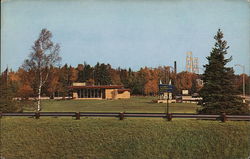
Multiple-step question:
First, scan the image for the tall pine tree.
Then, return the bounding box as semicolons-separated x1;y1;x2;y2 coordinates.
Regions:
199;29;249;115
94;63;112;85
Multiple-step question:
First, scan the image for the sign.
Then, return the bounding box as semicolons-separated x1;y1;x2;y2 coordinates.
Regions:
182;90;189;95
159;84;173;93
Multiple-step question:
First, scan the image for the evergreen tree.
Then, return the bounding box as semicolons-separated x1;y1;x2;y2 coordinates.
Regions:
94;63;112;85
76;64;84;82
58;64;70;97
131;68;147;95
83;63;93;82
199;29;249;115
120;69;129;87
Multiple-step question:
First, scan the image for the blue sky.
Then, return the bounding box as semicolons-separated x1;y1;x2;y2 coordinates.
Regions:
1;0;250;74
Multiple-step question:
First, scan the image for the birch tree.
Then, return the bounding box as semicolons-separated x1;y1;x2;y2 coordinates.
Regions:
22;29;61;111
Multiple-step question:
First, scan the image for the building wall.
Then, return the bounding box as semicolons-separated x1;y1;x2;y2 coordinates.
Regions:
117;91;130;99
72;88;130;100
105;89;117;99
73;92;78;99
105;89;130;99
75;98;103;100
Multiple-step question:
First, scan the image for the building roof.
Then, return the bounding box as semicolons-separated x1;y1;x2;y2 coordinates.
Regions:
68;85;124;89
118;89;131;93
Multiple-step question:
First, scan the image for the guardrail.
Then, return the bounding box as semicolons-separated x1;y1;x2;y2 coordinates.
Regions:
0;112;249;122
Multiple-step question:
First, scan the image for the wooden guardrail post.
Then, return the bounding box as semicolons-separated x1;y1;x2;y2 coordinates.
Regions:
167;113;172;121
75;112;80;120
119;112;124;120
221;112;227;122
35;111;40;119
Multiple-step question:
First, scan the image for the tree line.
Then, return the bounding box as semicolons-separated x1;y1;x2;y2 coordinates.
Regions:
1;63;249;99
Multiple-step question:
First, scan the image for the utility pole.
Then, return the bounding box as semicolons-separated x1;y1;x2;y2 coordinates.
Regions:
235;64;246;103
93;69;95;85
166;92;169;114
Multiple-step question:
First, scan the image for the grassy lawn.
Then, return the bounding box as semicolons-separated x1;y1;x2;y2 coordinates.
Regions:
6;96;248;158
1;117;249;159
30;96;199;113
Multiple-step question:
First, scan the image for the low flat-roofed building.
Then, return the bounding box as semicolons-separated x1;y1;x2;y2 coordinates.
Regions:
68;83;130;100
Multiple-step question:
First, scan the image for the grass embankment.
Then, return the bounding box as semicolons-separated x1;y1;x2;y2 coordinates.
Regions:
35;96;198;113
1;118;249;159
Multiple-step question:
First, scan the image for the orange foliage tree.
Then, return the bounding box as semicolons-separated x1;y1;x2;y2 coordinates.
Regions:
18;84;33;99
176;72;198;94
142;67;159;96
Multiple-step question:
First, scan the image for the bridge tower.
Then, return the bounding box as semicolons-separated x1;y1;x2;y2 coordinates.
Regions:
186;52;193;72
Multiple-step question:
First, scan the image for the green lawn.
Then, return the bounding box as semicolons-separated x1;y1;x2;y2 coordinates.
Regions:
5;97;248;158
1;118;249;159
29;96;199;113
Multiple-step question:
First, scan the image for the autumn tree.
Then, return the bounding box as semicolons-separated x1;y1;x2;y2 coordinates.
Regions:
68;66;78;85
0;69;22;112
5;70;21;98
246;76;250;95
110;68;122;85
57;64;78;97
76;64;84;82
22;29;61;111
199;29;249;114
46;66;60;98
176;71;194;94
143;68;159;96
15;68;38;98
18;84;34;99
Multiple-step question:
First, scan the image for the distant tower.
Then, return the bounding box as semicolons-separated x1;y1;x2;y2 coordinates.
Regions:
193;57;199;74
186;52;199;74
186;52;193;72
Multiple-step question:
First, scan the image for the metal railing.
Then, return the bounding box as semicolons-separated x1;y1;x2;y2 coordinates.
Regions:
1;112;249;122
